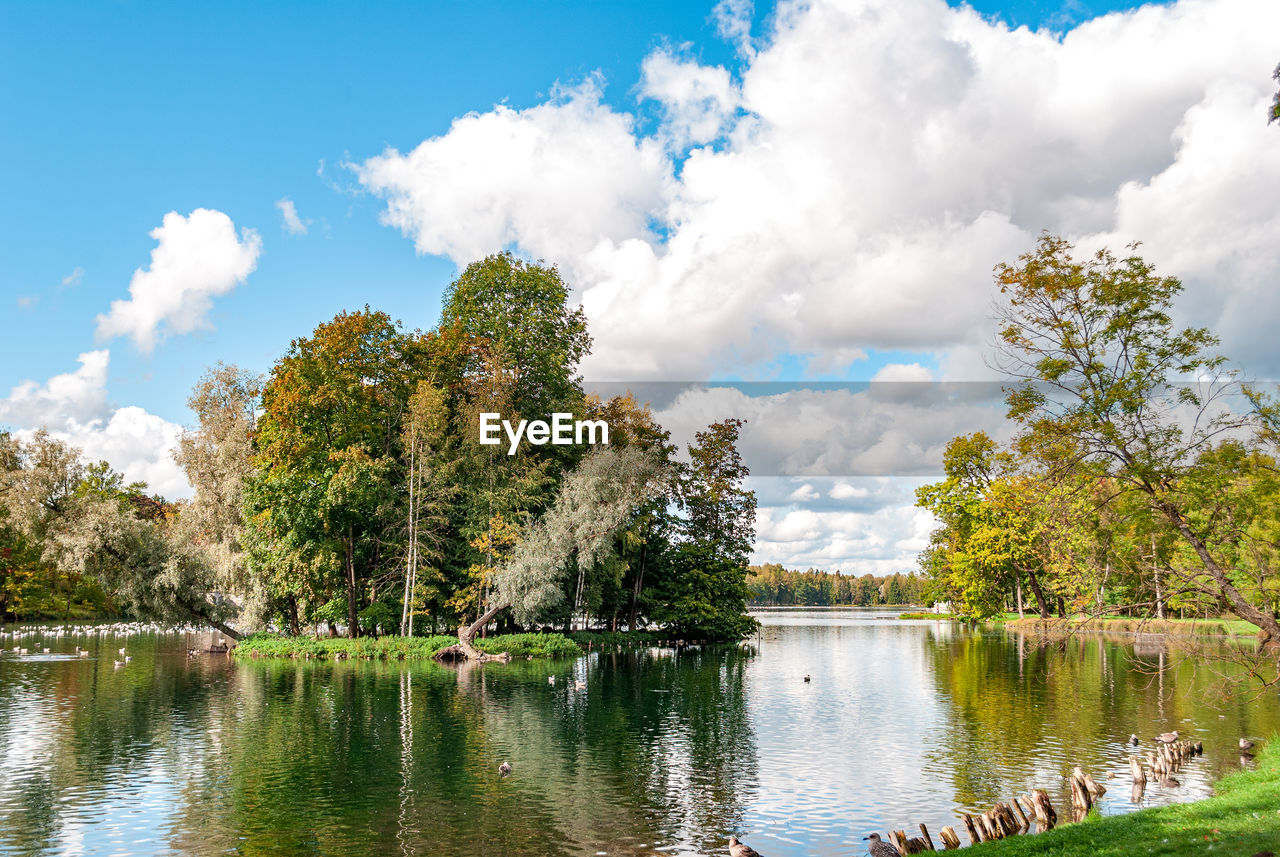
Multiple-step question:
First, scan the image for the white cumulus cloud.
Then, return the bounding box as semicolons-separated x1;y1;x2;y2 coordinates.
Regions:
355;0;1280;381
95;208;262;353
0;351;189;498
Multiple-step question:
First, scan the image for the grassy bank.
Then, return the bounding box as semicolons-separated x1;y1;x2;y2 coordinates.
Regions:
233;632;582;660
1005;615;1261;639
969;738;1278;856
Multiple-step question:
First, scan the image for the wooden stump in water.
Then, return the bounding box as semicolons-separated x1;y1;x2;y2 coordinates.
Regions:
1130;781;1146;804
1130;755;1146;785
891;830;910;856
1082;771;1106;799
1069;773;1092;822
961;813;982;845
917;823;936;851
1031;789;1057;830
1010;796;1031;832
938;826;962;850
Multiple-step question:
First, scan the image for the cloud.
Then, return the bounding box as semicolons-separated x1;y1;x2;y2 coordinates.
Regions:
355;0;1280;380
61;266;84;288
355;77;672;267
0;351;189;498
640;48;740;148
276;197;309;235
16;295;37;310
95;209;262;353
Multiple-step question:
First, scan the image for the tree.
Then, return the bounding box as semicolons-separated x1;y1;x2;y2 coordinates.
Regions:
173;364;267;627
1270;63;1280;125
453;445;668;659
398;381;453;635
652;419;759;639
439;252;591;430
993;234;1280;639
249;308;419;637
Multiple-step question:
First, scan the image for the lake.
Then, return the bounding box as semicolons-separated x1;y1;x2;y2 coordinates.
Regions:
1;608;1275;856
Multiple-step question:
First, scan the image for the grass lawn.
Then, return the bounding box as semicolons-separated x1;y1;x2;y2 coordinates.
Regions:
233;631;582;660
1004;615;1261;639
969;739;1279;856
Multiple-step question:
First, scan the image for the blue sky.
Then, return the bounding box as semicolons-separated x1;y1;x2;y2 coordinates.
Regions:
2;0;1149;418
3;0;1275;572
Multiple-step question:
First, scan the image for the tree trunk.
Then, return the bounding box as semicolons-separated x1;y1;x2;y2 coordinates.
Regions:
287;596;301;636
209;617;244;641
629;541;647;631
1022;566;1052;618
455;601;509;661
1162;505;1280;639
345;527;361;638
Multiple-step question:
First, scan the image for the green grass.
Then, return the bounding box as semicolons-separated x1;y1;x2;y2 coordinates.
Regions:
968;739;1279;856
899;611;961;620
233;632;582;660
1005;615;1261;639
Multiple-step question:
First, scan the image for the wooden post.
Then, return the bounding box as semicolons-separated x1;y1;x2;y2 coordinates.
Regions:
938;827;962;850
1082;771;1106;799
1129;755;1146;785
1031;789;1057;830
1010;796;1031;831
918;823;936;851
891;830;910;856
962;814;982;845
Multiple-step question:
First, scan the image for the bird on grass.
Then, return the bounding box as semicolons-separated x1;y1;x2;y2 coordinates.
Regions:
498;761;511;777
863;833;899;857
727;835;763;857
1154;730;1179;744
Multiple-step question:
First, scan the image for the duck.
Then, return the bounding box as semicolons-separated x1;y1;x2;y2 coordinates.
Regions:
1240;737;1256;752
1154;731;1179;744
803;674;811;683
1129;734;1139;746
727;835;763;857
498;761;511;777
863;833;899;857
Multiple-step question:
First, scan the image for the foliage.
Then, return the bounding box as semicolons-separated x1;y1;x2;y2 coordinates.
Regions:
234;631;582;660
919;235;1280;659
747;564;927;606
0;257;760;644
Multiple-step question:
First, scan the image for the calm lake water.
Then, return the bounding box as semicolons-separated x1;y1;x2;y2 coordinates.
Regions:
1;608;1275;856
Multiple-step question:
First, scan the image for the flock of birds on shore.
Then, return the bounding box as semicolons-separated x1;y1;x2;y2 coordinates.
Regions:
0;622;228;668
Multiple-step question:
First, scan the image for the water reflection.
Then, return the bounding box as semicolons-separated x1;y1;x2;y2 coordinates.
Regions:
0;613;1276;857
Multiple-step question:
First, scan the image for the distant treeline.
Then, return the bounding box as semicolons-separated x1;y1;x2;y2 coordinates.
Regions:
747;563;927;606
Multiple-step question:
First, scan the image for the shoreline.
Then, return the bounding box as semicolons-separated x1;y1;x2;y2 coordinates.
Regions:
230;629;739;661
966;738;1277;856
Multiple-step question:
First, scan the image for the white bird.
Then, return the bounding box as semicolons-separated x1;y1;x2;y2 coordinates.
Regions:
548;675;555;685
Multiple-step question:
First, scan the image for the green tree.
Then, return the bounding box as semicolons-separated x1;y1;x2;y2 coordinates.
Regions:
249;308;419;637
653;419;759;639
994;234;1280;638
439;252;591;431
